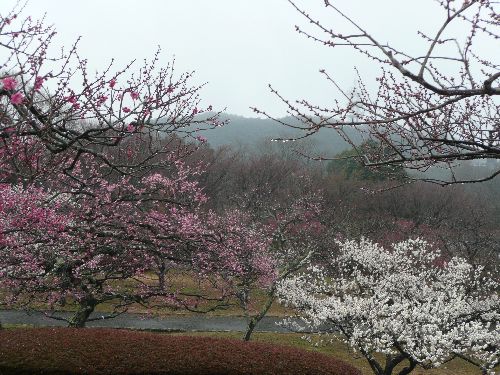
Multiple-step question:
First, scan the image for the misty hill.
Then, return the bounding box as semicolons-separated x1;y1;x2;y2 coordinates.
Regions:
197;114;363;156
195;114;500;186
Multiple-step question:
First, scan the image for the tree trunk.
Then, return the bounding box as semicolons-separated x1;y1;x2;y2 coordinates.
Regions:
379;353;417;375
242;292;276;341
243;317;258;341
158;260;167;291
397;359;417;375
68;300;96;328
357;348;383;375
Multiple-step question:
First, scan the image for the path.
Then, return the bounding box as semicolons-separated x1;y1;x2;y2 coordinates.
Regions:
0;309;301;333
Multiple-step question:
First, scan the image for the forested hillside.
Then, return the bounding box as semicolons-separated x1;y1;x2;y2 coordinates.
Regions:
194;113;360;155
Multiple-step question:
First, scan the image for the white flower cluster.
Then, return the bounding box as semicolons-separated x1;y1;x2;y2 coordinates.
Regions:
278;238;499;373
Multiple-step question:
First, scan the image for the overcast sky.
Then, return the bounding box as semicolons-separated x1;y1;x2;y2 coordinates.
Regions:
1;1;493;117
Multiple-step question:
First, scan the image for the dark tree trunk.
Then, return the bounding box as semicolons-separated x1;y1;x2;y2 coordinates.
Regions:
243;318;258;341
158;260;167;291
242;292;275;341
68;299;96;328
358;352;416;375
397;359;417;375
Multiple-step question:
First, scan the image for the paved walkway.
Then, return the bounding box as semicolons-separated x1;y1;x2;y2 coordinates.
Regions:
0;309;299;333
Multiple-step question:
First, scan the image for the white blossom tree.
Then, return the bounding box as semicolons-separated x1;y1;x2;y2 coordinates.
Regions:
278;238;499;375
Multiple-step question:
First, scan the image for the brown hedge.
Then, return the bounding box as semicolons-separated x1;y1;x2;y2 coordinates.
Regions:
0;328;361;375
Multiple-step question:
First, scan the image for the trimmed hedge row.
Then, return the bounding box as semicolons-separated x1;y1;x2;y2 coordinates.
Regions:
0;328;361;375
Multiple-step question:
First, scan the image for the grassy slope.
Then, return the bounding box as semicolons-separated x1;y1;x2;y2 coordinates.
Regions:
2;272;291;317
170;332;488;375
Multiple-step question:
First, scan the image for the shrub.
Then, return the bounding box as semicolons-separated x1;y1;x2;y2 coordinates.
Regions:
0;328;361;375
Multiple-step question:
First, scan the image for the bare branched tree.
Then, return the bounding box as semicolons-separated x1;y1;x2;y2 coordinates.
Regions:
254;0;499;185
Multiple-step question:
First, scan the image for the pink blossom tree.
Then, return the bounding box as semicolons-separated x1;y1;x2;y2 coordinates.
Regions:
0;149;215;327
0;4;222;184
201;191;326;341
0;5;225;327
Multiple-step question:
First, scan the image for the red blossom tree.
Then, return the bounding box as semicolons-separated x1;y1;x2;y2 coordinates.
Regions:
0;143;219;327
0;5;228;327
0;3;222;184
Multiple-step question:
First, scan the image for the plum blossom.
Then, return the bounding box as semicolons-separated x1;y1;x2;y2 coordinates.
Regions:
65;94;77;104
2;77;17;91
0;7;225;329
0;152;214;327
96;95;108;106
195;135;207;143
10;92;24;105
34;76;44;91
278;238;500;375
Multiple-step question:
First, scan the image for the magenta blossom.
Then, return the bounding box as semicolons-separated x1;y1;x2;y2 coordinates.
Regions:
34;76;44;91
123;107;131;113
109;79;117;88
2;77;17;91
130;91;139;100
96;95;108;106
65;94;77;104
10;92;24;105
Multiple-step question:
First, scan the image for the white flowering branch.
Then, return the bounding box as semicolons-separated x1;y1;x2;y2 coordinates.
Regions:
278;238;499;375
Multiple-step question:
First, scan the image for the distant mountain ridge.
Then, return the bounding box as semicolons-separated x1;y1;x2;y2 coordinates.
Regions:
192;114;500;184
196;113;362;156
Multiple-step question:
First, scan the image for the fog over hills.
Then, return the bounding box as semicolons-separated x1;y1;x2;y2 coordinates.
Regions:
197;113;362;157
191;114;500;186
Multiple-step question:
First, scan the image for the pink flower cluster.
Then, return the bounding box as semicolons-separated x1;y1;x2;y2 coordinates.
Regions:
195;135;207;143
34;76;44;91
2;77;17;91
2;77;25;105
10;92;24;105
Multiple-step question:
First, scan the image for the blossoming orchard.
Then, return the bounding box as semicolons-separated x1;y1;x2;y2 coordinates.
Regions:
0;1;499;375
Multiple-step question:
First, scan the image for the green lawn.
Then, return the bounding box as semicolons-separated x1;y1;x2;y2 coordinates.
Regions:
0;272;292;317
